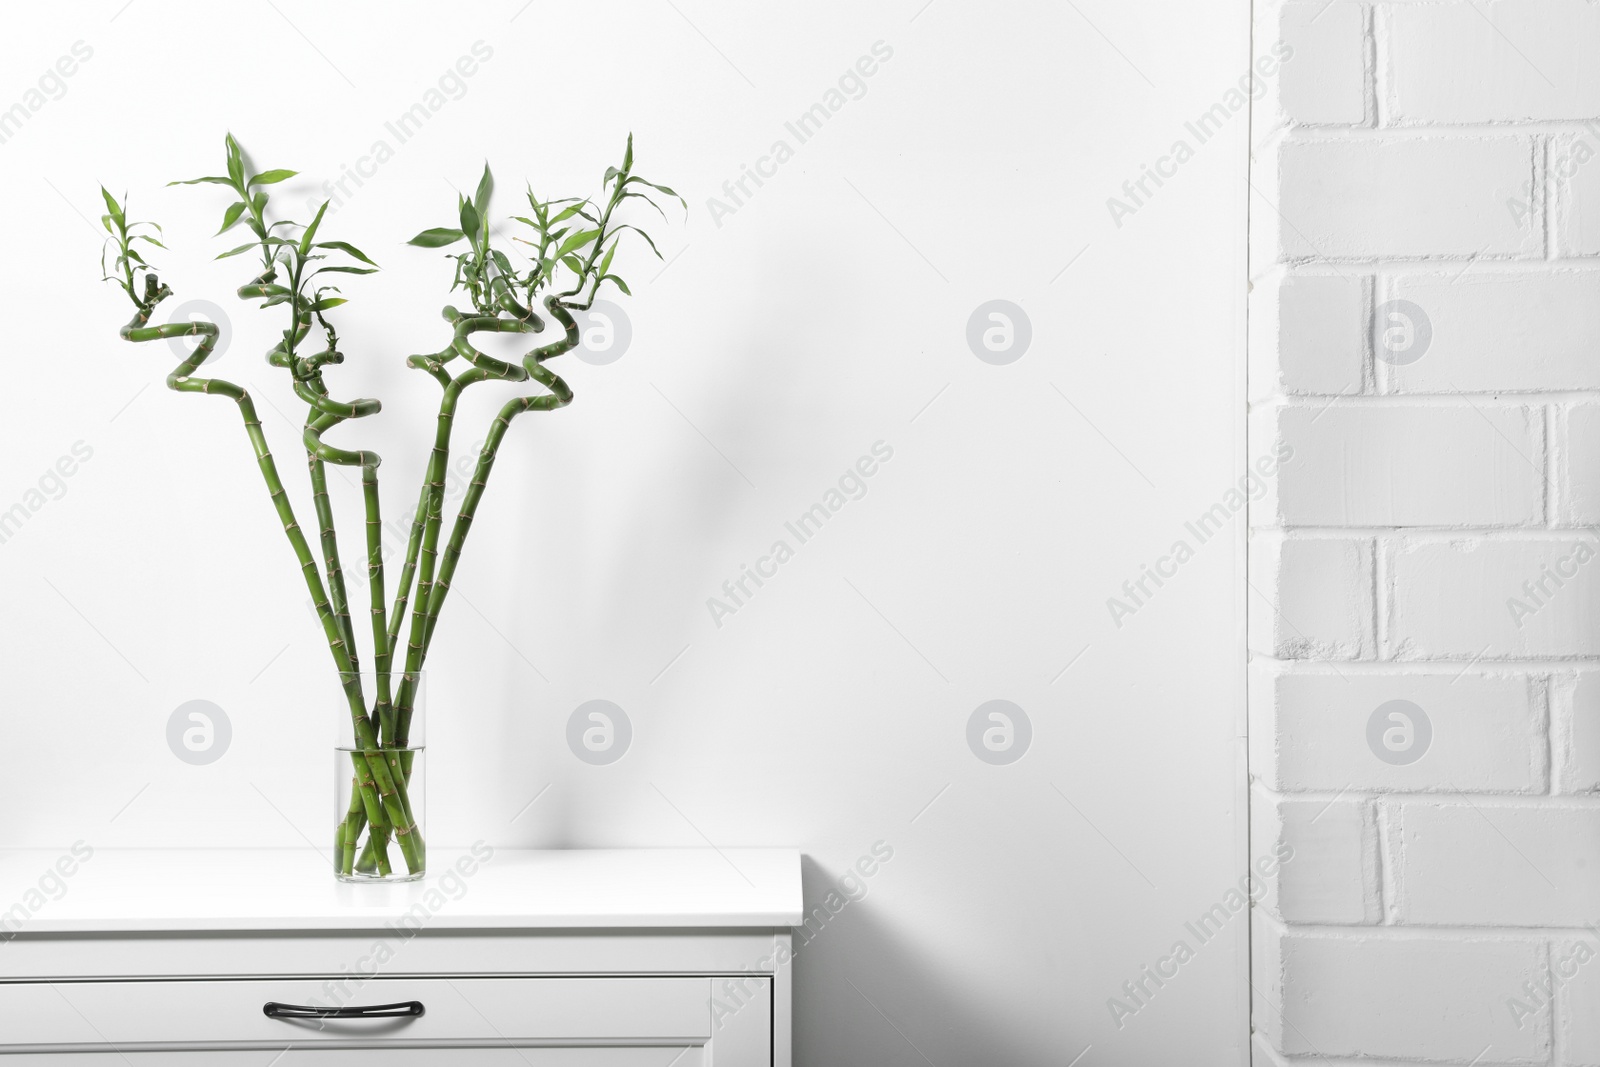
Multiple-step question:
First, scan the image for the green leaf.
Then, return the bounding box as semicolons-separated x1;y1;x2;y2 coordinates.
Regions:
561;254;584;274
99;186;124;221
217;201;248;235
615;223;663;259
314;240;378;266
603;166;620;184
216;241;259;260
459;199;481;243
168;175;234;187
225;133;245;187
474;163;493;214
555;227;600;259
408;227;466;248
603;273;631;296
312;265;378;276
551;202;590;224
132;234;166;249
622;132;634;172
597;242;616;278
311;296;348;311
627;176;687;208
248;169;297;186
298;200;329;256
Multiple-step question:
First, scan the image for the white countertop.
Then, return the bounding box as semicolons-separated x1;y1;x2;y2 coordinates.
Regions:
0;848;803;933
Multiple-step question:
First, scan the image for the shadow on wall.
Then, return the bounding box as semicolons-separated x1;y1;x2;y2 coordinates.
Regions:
792;854;1036;1067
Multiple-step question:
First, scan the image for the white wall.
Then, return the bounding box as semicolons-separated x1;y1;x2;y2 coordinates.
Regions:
1251;1;1600;1062
0;1;1249;1062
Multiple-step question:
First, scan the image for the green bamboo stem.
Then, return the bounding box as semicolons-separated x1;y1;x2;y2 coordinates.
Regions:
390;312;536;745
418;297;581;658
292;363;423;873
117;278;396;861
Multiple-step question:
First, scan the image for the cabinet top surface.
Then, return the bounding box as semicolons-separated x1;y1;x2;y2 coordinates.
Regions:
0;848;803;933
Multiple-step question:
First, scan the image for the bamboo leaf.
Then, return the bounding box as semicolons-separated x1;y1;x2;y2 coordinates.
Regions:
555;227;600;259
622;132;634;172
249;169;297;186
168;175;234;187
225;133;245;187
216;241;259;260
408;227;467;248
615;223;663;259
298;200;330;256
597;242;616;278
626;176;687;208
458;199;481;243
561;254;584;274
311;296;348;311
315;240;378;266
602;273;631;296
551;202;590;224
99;187;124;221
217;201;248;235
474;163;493;213
312;265;378;276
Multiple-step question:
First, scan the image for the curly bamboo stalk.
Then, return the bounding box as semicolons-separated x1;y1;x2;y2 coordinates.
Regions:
115;276;399;864
294;368;424;874
417;296;581;660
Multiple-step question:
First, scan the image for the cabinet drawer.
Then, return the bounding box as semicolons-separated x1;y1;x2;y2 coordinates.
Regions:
0;977;711;1051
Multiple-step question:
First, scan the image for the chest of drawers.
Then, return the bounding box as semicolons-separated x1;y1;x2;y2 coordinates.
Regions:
0;847;800;1065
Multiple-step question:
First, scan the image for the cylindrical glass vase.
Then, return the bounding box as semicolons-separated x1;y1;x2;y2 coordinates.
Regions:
333;671;426;883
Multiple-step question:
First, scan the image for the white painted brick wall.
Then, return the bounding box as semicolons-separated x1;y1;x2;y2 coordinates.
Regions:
1252;1;1600;1061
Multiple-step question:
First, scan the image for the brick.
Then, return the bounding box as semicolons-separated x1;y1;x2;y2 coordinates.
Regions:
1256;928;1548;1059
1277;138;1537;259
1557;671;1600;792
1394;802;1600;927
1555;130;1600;254
1391;539;1600;658
1386;271;1600;393
1253;791;1376;924
1276;403;1542;527
1250;534;1373;660
1251;666;1542;793
1388;0;1600;123
1565;403;1600;526
1277;273;1366;395
1563;947;1600;1066
1278;3;1367;125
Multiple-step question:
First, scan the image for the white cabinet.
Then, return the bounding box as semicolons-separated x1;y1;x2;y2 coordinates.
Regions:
0;849;799;1065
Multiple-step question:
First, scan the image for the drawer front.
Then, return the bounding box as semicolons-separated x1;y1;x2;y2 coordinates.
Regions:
0;1051;702;1065
0;977;709;1050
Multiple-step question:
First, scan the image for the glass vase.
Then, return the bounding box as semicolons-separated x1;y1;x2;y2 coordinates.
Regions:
333;671;426;882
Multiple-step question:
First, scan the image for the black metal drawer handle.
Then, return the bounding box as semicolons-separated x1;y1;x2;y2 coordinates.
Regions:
264;1000;424;1020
